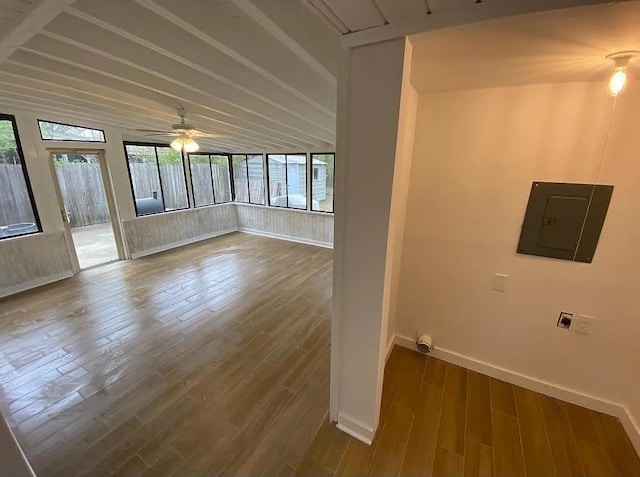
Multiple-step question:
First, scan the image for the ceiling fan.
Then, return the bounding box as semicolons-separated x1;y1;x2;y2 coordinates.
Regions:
134;105;226;153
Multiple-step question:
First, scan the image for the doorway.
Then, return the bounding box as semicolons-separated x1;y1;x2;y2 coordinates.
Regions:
49;151;122;269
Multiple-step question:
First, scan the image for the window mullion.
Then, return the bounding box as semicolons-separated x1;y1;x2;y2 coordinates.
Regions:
153;146;166;211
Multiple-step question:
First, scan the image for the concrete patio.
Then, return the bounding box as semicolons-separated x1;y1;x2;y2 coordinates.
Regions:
71;223;119;269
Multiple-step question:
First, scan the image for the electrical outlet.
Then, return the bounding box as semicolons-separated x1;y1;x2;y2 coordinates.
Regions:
557;312;573;329
572;314;595;335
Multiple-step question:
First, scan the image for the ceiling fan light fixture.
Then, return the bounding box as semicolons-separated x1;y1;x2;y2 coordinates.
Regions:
170;136;199;153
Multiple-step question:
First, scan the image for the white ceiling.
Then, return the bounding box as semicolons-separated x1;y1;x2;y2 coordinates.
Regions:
0;0;625;151
307;0;620;47
410;1;640;93
0;0;342;152
0;0;40;41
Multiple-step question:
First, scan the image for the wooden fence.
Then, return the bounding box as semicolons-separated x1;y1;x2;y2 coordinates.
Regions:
55;163;111;227
0;164;37;227
1;161;320;229
189;163;232;205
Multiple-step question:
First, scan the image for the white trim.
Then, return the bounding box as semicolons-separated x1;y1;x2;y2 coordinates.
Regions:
395;334;622;415
337;413;374;445
620;407;640;456
0;270;74;299
129;228;237;259
385;334;395;363
239;228;333;249
234;201;334;218
122;202;234;224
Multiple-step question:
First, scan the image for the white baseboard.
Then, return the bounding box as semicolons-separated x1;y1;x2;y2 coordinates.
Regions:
239;228;333;249
395;334;623;416
620;407;640;455
0;270;75;299
385;335;395;363
130;228;237;259
337;413;374;445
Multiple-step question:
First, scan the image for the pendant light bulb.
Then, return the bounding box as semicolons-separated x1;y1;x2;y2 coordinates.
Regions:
605;51;640;97
608;68;627;96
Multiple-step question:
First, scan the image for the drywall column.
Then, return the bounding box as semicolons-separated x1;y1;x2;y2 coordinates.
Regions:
331;37;411;443
381;40;418;351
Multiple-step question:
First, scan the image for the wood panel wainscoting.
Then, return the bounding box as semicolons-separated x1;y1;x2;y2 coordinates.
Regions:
0;232;73;298
0;233;638;476
236;203;333;248
122;203;237;258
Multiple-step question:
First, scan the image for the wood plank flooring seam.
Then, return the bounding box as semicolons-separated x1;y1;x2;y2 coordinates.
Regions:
488;371;497;477
511;388;528;477
395;353;430;476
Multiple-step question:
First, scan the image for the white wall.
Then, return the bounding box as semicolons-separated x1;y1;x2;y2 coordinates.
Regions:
381;39;418;353
396;81;640;439
332;37;407;443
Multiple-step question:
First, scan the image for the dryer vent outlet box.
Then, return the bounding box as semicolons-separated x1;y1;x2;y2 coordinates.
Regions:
517;182;613;263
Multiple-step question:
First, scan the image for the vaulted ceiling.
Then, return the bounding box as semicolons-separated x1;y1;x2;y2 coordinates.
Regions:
0;0;619;152
0;0;341;152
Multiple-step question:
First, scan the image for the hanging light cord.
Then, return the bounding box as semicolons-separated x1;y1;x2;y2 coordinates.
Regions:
572;94;618;261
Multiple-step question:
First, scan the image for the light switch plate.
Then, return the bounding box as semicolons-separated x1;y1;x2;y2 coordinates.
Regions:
492;273;508;292
572;314;595;335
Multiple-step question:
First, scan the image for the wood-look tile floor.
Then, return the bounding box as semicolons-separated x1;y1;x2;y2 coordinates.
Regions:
305;346;640;477
0;232;638;476
0;233;332;476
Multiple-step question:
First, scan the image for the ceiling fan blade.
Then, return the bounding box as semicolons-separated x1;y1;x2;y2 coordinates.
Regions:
188;131;229;138
144;132;179;137
134;128;173;134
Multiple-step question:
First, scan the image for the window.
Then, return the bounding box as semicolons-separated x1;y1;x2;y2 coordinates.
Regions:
232;154;265;205
267;154;307;209
188;153;232;207
124;142;189;216
39;120;105;142
311;153;334;213
211;155;232;203
0;114;41;239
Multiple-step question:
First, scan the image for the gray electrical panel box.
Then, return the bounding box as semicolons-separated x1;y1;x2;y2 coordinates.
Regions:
517;182;613;263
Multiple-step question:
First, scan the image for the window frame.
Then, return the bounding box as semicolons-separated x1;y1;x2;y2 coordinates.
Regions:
123;141;191;217
310;152;335;214
266;153;308;210
187;152;232;208
231;153;265;205
0;113;42;239
38;119;106;143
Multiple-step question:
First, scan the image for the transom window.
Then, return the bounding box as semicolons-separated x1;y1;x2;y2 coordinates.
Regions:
38;120;105;142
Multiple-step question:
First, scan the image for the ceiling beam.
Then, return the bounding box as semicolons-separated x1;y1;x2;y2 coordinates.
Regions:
13;47;332;149
0;0;75;63
64;7;335;128
133;0;335;117
0;61;314;150
231;0;337;86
